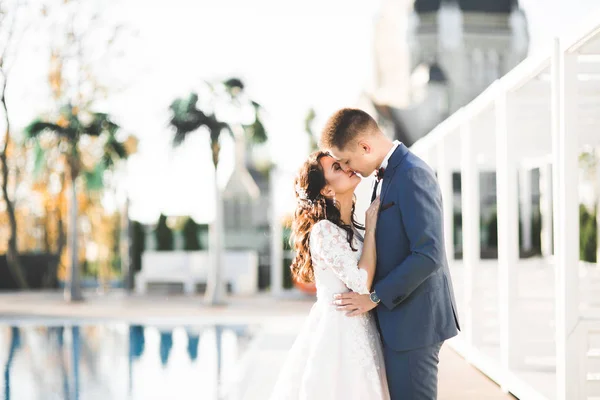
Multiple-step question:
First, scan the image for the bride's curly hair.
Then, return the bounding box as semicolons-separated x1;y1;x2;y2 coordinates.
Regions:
290;151;364;283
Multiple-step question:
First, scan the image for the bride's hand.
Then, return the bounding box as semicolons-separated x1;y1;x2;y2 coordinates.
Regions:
365;197;380;234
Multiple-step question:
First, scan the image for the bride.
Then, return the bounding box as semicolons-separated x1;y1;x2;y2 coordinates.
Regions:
269;151;390;400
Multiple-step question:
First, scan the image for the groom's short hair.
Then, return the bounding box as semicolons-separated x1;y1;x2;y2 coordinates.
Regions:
320;108;379;150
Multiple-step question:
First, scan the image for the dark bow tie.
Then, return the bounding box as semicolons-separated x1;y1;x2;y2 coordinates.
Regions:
375;167;385;182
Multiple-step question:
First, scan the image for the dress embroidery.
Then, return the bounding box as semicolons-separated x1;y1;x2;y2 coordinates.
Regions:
310;220;370;295
269;220;390;400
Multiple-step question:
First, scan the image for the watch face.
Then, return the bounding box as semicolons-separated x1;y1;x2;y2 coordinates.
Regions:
370;292;380;303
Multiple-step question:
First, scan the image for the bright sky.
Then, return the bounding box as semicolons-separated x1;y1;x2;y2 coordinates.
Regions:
6;0;600;223
519;0;600;53
109;0;380;223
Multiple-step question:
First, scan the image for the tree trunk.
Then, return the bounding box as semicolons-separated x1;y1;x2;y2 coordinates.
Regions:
65;172;83;302
44;205;66;288
2;155;27;289
121;196;133;293
204;166;226;305
0;79;27;289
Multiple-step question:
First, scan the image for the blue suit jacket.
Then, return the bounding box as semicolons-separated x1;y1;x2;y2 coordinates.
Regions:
372;143;460;352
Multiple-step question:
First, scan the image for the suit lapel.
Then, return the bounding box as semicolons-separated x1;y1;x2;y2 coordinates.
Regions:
378;143;410;204
380;169;395;204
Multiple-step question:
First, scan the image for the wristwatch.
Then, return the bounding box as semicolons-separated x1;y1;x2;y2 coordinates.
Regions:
369;290;381;305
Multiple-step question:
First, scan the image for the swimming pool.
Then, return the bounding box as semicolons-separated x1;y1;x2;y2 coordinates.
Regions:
0;323;257;400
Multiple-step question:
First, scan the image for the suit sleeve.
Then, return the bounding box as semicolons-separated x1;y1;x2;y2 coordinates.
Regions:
373;166;446;310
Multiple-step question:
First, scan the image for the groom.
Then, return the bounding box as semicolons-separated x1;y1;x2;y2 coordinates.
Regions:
321;108;460;399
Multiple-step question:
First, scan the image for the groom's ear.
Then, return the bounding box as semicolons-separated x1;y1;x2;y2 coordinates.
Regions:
357;140;371;155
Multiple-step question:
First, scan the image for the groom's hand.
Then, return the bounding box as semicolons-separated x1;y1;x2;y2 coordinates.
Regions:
333;292;377;317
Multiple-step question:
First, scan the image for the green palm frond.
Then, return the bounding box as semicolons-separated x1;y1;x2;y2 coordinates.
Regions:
205;114;231;143
56;104;85;136
86;113;119;137
26;105;126;196
167;81;268;164
223;78;244;94
101;153;114;169
169;93;208;146
107;136;127;159
223;78;244;102
24;120;69;139
103;135;128;169
244;117;267;144
170;93;198;115
243;104;267;144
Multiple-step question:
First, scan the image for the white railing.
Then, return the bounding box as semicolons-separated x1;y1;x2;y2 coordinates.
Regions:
579;318;600;398
411;8;600;400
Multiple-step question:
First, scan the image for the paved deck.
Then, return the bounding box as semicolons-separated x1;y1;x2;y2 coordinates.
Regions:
0;291;514;399
438;345;514;399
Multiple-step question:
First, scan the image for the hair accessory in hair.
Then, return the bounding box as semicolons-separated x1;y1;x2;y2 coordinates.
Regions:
295;182;313;205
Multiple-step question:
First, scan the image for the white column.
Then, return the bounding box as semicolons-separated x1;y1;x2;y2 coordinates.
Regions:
519;168;533;252
552;38;579;400
270;168;284;296
460;121;481;350
539;163;554;257
437;139;455;264
495;89;521;377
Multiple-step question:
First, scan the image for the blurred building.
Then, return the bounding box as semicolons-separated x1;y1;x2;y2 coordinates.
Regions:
370;0;529;146
367;0;538;259
222;131;271;289
136;137;272;292
222;171;271;290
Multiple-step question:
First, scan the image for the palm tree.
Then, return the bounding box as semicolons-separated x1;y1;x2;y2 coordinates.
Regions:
169;93;230;305
168;78;266;305
25;104;129;302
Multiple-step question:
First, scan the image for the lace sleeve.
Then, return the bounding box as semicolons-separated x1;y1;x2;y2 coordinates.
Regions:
310;221;369;294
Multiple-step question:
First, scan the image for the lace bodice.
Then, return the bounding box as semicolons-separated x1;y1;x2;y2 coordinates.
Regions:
310;220;369;300
269;220;389;400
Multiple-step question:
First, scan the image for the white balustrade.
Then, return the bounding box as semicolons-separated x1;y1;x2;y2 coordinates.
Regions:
410;9;600;399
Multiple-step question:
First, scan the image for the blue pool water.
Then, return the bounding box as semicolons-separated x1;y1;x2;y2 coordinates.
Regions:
0;323;256;400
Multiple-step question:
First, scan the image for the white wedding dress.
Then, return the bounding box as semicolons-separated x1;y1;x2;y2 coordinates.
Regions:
269;220;390;400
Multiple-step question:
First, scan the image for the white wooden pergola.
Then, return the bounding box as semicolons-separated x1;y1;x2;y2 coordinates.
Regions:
410;11;600;400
